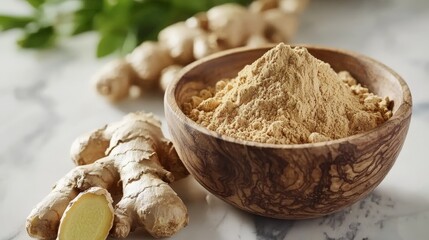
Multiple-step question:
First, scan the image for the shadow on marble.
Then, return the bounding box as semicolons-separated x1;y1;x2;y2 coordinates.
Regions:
113;90;165;116
115;176;429;240
252;186;429;240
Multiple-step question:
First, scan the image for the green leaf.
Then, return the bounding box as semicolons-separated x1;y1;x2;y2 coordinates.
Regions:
94;0;133;35
96;33;125;57
70;9;95;35
70;1;103;35
2;0;254;55
81;0;103;10
17;26;55;48
171;0;207;12
0;15;33;31
26;0;45;8
120;28;138;55
132;1;174;41
215;0;252;6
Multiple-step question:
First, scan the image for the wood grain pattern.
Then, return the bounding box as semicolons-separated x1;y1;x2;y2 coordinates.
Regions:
164;45;412;219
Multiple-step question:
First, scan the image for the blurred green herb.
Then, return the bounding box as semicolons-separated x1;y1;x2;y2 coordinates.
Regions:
0;0;251;57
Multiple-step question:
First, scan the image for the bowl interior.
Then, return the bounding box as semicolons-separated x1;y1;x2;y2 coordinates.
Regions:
174;45;409;116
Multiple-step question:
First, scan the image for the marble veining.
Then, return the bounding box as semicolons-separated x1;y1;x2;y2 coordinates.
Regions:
254;218;294;240
11;79;59;165
1;0;429;239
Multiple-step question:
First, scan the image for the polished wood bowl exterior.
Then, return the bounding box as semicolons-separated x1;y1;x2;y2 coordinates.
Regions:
164;46;412;219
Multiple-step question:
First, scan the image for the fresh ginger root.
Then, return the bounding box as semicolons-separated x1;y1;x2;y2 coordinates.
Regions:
57;187;114;240
93;59;139;102
26;112;189;239
92;0;310;103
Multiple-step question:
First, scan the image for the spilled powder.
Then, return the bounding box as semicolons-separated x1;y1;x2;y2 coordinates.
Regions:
183;43;392;144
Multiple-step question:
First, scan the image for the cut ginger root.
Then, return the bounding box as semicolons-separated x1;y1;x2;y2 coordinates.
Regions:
57;187;114;240
26;112;189;239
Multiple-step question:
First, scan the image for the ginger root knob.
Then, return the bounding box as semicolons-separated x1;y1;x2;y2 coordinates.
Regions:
27;112;189;239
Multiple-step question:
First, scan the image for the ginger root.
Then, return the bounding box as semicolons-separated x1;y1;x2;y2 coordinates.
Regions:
127;41;174;89
160;65;184;92
206;4;254;48
263;8;298;43
92;0;310;103
193;33;226;60
92;59;138;102
27;112;189;239
158;22;203;65
57;187;114;240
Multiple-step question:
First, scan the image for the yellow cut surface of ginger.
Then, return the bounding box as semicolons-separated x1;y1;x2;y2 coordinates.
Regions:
57;187;114;240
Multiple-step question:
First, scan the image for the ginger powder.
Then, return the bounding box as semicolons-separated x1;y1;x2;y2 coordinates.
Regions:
183;43;392;144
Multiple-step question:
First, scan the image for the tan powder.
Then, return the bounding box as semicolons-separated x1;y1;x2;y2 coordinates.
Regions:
183;43;392;144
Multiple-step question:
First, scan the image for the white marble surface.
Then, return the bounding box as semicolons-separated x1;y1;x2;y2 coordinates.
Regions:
1;0;429;239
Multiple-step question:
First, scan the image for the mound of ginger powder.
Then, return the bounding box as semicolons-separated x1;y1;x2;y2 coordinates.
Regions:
183;43;392;144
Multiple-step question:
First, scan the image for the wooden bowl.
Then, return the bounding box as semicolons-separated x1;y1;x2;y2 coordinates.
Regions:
164;45;412;219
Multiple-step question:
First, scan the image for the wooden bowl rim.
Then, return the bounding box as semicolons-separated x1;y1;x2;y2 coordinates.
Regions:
165;44;412;149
